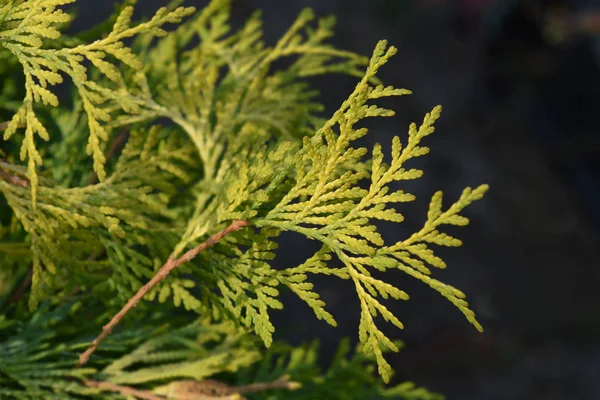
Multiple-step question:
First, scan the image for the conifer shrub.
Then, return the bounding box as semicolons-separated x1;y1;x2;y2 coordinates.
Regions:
0;1;488;398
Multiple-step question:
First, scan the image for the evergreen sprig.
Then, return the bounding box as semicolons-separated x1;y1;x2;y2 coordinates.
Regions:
1;125;197;309
0;0;195;202
0;300;441;399
236;338;443;400
246;41;488;381
0;0;489;398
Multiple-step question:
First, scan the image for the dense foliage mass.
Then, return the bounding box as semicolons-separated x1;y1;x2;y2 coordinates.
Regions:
0;0;487;398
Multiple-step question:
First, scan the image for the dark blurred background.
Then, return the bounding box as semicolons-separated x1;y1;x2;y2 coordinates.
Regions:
74;1;600;398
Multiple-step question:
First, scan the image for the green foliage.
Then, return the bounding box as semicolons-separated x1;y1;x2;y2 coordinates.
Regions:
0;300;261;399
0;0;489;398
1;124;197;309
0;303;93;398
176;40;488;381
238;338;443;400
0;301;442;399
0;0;195;203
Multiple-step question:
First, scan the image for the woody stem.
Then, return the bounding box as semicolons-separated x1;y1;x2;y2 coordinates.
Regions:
76;220;248;367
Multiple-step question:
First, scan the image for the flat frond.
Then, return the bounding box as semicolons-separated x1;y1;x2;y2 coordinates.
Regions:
246;41;488;382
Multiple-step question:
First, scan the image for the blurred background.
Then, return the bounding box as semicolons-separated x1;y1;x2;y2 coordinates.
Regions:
71;1;600;399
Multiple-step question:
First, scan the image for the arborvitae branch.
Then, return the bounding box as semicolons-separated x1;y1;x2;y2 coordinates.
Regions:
0;1;488;396
77;220;249;367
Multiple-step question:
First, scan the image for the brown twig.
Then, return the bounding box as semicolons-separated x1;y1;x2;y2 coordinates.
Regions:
76;220;249;367
0;159;31;187
85;380;166;400
0;121;8;131
0;169;30;187
150;375;300;400
83;372;298;400
236;374;301;394
1;267;33;310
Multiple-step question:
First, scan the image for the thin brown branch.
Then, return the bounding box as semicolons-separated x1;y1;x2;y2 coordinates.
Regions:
0;121;8;131
0;160;31;187
236;374;302;394
158;380;242;400
2;267;33;310
0;169;30;187
76;220;249;367
150;376;300;400
85;380;166;400
83;375;299;400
